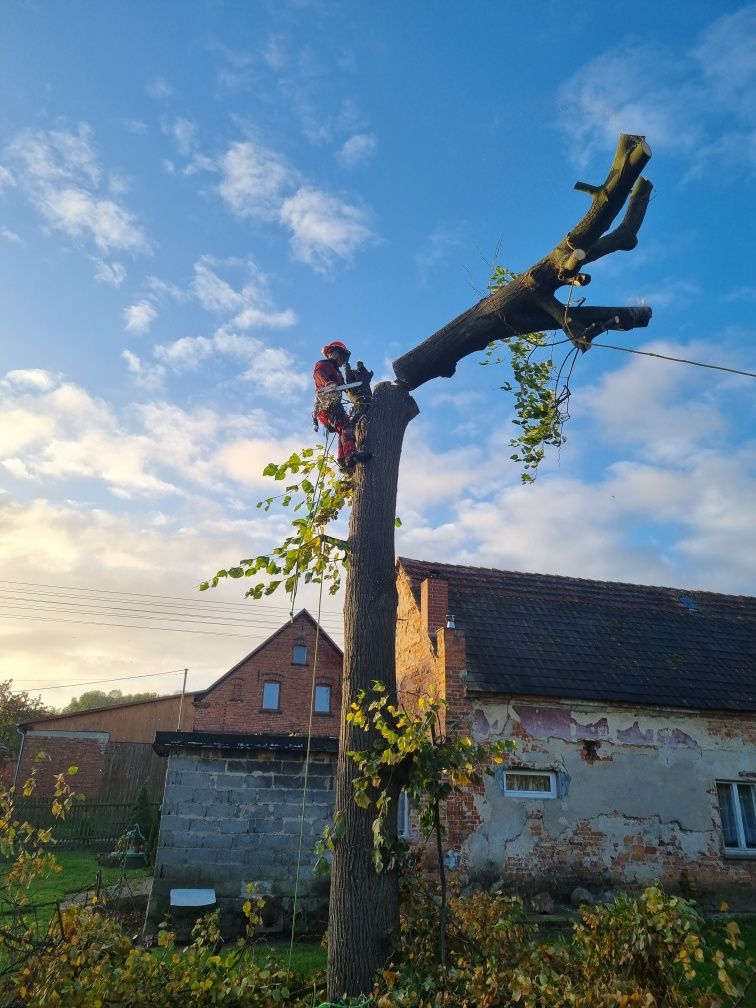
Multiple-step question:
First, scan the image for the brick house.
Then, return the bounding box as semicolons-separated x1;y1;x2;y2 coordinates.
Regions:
191;608;342;735
146;610;342;934
396;557;756;910
15;692;196;802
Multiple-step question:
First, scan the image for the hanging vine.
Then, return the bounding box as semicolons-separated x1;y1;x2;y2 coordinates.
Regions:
482;265;572;482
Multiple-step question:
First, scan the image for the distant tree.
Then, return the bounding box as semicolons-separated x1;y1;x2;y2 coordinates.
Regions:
61;689;159;714
0;680;52;757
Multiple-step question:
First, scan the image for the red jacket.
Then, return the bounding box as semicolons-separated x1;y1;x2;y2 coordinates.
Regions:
313;358;344;390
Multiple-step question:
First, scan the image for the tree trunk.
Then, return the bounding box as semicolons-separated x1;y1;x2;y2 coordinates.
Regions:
326;380;419;1000
326;134;654;999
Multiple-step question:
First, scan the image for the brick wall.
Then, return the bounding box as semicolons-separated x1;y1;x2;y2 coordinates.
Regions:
16;733;108;799
15;733;166;802
193;614;342;737
395;569;445;708
146;742;336;936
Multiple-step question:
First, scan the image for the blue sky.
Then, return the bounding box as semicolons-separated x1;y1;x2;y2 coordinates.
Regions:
2;0;756;707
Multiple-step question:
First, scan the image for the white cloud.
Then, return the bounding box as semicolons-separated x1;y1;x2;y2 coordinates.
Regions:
558;8;756;176
1;226;21;243
191;257;298;329
693;5;756;115
262;34;288;71
93;258;127;286
123;300;158;334
337;133;377;168
724;285;756;303
147;76;174;99
0;164;16;191
557;47;701;167
163;117;197;156
623;279;701;311
1;369;59;392
4;125;149;253
217;140;294;220
122;350;166;391
0;492;344;707
154;327;307;398
192;259;245;313
184;138;375;269
0;371;306;500
2;458;33;480
122;119;147;135
279;186;373;269
414;223;463;282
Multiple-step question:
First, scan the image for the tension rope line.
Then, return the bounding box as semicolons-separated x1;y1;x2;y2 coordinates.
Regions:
287;427;338;972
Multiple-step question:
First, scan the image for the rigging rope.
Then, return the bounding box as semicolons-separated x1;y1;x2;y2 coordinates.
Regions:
287;427;340;971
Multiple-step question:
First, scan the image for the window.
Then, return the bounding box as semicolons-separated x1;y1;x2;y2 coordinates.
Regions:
292;644;308;665
717;781;756;854
261;681;280;711
397;790;411;838
314;684;332;714
502;770;557;799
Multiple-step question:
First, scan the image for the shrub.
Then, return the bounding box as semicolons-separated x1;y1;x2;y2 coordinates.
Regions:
377;883;751;1007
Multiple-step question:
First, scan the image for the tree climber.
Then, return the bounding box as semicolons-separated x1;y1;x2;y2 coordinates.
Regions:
313;340;372;472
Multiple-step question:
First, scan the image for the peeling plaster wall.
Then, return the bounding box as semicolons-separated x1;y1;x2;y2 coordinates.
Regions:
457;698;756;909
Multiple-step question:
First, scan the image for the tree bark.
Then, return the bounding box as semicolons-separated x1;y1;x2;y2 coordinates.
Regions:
392;134;653;390
327;381;419;1000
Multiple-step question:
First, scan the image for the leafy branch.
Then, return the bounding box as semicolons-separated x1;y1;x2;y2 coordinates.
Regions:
200;443;353;600
482;265;570;483
345;684;513;871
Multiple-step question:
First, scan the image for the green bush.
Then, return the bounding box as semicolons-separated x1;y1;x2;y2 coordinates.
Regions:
376;884;752;1007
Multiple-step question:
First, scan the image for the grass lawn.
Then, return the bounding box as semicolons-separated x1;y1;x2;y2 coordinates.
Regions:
249;939;326;976
695;916;756;1007
19;849;152;905
1;849;153;936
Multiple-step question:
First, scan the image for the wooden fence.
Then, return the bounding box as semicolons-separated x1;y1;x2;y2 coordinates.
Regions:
16;800;160;850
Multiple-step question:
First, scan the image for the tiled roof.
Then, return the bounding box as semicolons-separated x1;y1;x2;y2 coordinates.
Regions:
398;557;756;712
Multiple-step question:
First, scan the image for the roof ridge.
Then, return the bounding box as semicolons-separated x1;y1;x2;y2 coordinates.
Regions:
397;556;756;603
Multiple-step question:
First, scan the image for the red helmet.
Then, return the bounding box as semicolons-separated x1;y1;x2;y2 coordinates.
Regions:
322;340;350;360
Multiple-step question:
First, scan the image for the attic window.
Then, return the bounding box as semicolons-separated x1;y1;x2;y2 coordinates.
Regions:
679;594;697;612
292;644;308;665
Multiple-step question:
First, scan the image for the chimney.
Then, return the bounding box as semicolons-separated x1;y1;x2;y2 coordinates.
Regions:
420;577;449;638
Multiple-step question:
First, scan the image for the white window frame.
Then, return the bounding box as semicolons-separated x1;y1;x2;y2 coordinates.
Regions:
397;790;411;838
716;780;756;856
502;769;557;799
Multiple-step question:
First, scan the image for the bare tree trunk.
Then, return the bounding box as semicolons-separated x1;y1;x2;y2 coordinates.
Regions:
326;381;418;1000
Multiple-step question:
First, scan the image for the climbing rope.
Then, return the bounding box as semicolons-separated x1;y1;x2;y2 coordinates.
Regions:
287;426;339;970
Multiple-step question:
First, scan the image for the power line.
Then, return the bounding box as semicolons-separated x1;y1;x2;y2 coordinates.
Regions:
0;579;344;616
0;594;343;630
592;342;756;379
0;613;341;639
14;669;188;694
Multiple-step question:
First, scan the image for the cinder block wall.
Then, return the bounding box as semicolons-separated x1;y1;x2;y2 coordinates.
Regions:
146;743;336;937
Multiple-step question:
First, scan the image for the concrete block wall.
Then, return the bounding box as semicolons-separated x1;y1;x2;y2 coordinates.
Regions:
146;745;336;937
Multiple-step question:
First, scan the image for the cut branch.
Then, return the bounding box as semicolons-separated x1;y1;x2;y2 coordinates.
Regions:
392;134;653;389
